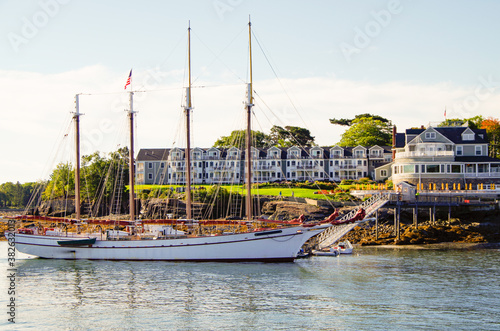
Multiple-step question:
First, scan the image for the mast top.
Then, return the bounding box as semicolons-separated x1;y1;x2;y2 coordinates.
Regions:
73;94;84;117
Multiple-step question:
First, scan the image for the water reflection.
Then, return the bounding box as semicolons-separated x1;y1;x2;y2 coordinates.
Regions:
2;243;499;330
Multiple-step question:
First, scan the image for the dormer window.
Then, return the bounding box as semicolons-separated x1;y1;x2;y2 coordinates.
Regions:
463;133;474;141
425;132;436;139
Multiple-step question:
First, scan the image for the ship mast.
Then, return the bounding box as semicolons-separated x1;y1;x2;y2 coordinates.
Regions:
185;22;193;220
245;20;254;223
74;94;82;220
128;91;136;223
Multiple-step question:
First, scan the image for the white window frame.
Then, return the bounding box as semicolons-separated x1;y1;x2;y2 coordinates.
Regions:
475;146;482;155
463;133;474;141
425;132;436;139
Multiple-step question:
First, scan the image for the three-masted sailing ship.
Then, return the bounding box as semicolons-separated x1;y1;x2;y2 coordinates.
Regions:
9;22;355;262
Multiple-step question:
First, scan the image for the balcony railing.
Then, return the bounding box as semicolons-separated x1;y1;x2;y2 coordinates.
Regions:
395;151;454;159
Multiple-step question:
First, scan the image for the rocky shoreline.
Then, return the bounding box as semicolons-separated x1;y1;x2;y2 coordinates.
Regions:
343;218;500;246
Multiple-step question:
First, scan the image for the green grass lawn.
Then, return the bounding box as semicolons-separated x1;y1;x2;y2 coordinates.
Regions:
133;184;341;200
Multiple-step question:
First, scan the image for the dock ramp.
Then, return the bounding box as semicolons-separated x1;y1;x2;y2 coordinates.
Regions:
316;193;389;249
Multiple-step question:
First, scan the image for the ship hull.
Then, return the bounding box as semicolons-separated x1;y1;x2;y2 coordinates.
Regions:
10;225;329;262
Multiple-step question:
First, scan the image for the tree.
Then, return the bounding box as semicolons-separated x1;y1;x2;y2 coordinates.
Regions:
0;181;39;208
213;130;271;149
333;116;392;147
269;125;315;147
42;147;131;215
481;117;500;159
330;113;390;126
43;163;74;200
438;115;484;129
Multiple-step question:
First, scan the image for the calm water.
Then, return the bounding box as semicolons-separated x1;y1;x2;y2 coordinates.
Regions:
1;242;499;330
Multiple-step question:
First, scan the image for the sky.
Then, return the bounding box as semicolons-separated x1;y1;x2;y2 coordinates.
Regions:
1;0;500;184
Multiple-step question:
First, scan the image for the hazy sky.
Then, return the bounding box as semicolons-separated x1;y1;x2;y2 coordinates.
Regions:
2;0;500;183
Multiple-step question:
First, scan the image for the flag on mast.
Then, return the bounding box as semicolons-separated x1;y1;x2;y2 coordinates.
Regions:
444;106;447;119
124;69;132;90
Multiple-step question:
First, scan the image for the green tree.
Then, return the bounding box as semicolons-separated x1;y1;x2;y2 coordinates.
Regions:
438;115;484;129
213;130;271;149
269;125;315;147
330;113;390;126
43;163;74;200
42;147;130;212
335;116;392;147
0;191;7;208
0;182;15;207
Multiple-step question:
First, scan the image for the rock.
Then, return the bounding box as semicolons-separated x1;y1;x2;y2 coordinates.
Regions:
261;200;333;221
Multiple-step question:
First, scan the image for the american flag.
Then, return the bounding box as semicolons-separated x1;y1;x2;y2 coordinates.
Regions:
124;69;132;89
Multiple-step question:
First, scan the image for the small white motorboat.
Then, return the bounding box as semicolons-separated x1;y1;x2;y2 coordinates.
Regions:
333;240;353;254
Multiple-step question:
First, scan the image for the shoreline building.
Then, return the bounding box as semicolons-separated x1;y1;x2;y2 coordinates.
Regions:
136;126;500;188
385;126;500;186
136;145;392;185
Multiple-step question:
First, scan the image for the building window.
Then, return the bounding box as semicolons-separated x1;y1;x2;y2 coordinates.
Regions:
381;170;387;177
478;164;488;173
463;133;474;140
148;162;153;169
456;146;463;156
475;146;482;155
148;173;153;180
451;165;461;173
425;132;436;139
160;162;165;168
426;164;440;173
404;165;414;173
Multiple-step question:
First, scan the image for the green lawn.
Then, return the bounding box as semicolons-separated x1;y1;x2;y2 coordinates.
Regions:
132;184;341;200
